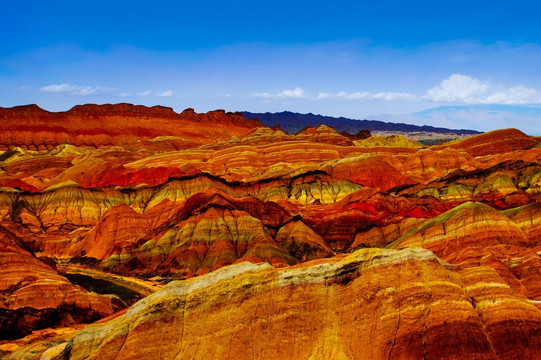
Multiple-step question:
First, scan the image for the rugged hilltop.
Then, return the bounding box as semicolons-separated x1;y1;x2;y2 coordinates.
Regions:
1;104;541;359
0;104;261;150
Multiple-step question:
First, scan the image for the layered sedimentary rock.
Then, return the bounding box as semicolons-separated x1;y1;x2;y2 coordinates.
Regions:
0;104;262;150
0;225;123;339
434;128;537;156
1;104;541;358
111;198;297;277
29;248;541;360
392;202;541;300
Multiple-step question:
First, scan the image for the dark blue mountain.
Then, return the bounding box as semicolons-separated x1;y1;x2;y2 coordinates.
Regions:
241;111;481;135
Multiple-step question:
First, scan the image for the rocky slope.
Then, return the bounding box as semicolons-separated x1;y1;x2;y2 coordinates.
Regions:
0;104;540;359
26;249;541;360
0;224;124;340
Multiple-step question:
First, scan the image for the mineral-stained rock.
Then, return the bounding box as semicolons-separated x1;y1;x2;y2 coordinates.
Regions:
61;204;149;262
353;134;424;148
296;124;355;146
434;128;537;157
350;217;426;249
301;189;450;250
2;104;541;358
392;202;541;299
274;220;335;261
329;154;414;190
393;202;532;254
0;225;123;339
340;129;371;140
0;105;262;151
503;202;541;242
34;248;541;360
402;148;480;182
106;194;298;277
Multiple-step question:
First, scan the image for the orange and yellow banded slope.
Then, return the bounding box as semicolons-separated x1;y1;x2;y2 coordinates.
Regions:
0;104;540;359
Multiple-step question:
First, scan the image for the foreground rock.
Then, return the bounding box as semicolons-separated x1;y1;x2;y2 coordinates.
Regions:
18;248;541;360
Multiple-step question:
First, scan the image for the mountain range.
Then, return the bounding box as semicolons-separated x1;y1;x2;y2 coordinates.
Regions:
242;110;481;141
0;104;540;359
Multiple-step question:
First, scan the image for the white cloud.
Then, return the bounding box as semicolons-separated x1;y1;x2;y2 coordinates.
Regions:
40;83;113;96
255;88;416;101
317;90;416;101
119;90;153;97
425;74;541;104
156;90;173;97
254;75;541;106
278;87;306;99
372;92;417;101
253;87;308;100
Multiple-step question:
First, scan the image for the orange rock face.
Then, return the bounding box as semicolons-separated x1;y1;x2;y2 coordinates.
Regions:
34;249;541;360
1;104;541;359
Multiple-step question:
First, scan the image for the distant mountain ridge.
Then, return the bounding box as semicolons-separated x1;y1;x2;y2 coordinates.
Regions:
242;111;481;136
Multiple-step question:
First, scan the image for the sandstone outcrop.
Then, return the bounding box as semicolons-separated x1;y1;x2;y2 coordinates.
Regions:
26;248;541;360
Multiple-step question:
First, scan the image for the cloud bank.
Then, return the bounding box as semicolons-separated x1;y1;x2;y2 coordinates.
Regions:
41;84;174;98
253;74;541;106
40;84;113;96
425;74;541;104
253;87;308;100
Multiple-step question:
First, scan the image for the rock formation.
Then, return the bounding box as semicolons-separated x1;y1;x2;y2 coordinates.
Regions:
0;104;261;150
0;225;123;340
0;104;540;359
31;249;541;360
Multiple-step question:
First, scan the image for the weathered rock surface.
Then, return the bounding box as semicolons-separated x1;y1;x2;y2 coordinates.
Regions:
0;104;262;150
0;225;123;339
392;202;541;300
26;248;541;360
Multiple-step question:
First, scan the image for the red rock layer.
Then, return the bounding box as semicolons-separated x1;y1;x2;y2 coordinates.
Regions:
393;202;541;300
434;128;537;156
0;104;262;150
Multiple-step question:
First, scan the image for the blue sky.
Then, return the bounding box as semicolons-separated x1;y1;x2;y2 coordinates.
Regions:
2;1;541;134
